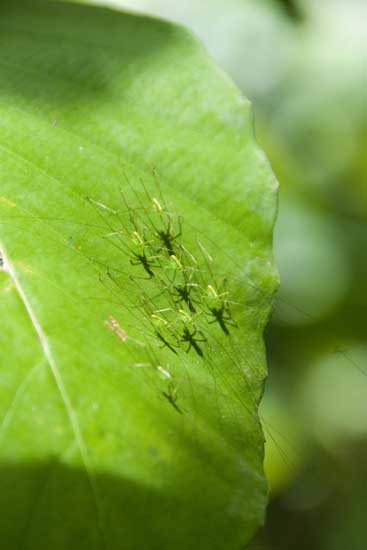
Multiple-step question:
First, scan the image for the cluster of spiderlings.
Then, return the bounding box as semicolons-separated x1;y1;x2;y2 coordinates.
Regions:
116;182;238;360
89;177;238;412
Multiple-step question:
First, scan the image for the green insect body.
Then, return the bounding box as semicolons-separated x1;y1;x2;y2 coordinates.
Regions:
204;282;237;335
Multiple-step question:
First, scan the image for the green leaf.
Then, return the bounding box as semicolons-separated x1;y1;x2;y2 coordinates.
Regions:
0;1;278;548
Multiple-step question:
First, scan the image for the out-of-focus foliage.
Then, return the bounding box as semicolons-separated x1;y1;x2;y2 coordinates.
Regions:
84;0;367;548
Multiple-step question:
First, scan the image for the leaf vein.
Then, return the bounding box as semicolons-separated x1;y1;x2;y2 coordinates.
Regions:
0;244;105;544
0;360;45;440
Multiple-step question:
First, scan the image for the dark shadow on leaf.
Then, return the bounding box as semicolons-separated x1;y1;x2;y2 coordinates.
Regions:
0;459;260;549
0;0;179;109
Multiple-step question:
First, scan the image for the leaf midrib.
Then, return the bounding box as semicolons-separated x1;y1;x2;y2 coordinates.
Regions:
0;244;104;539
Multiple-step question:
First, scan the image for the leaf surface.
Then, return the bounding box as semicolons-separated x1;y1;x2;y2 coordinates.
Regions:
0;1;278;548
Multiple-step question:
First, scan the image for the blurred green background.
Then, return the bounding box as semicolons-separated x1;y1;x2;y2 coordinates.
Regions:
77;0;367;547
